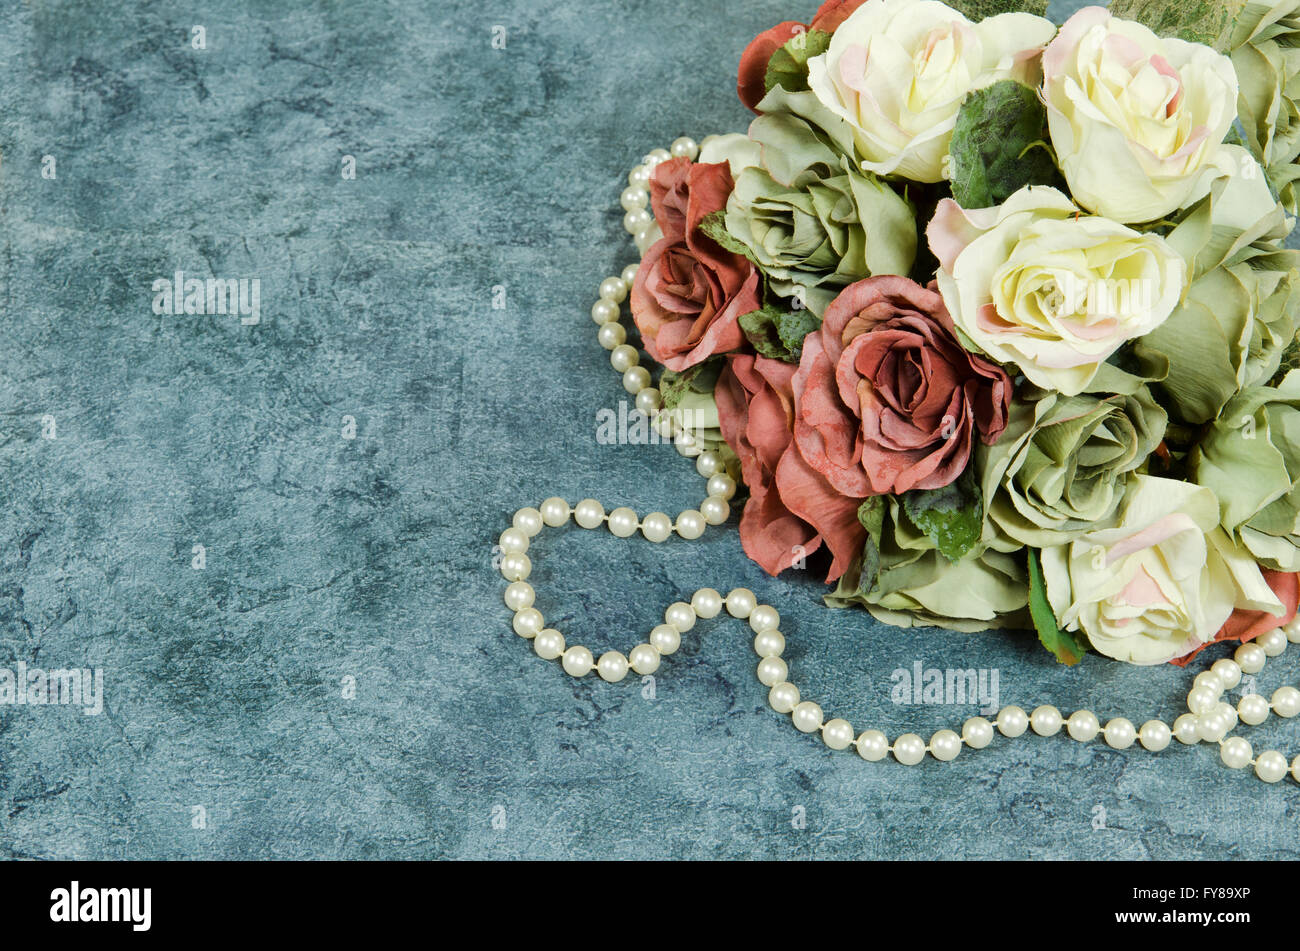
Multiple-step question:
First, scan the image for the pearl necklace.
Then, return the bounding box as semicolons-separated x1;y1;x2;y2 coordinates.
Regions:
497;137;1300;786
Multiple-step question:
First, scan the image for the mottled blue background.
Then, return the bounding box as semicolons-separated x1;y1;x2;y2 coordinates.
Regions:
0;0;1295;860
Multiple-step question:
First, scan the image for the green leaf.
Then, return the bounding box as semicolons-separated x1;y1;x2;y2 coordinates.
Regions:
698;210;758;262
1027;549;1087;665
1106;0;1245;49
945;0;1046;19
658;357;723;410
764;29;833;96
899;467;983;563
948;81;1063;209
737;305;821;363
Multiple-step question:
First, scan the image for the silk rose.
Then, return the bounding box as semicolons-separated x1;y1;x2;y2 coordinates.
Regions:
630;158;761;371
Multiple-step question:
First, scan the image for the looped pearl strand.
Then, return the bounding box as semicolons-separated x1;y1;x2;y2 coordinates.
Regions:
498;137;1300;784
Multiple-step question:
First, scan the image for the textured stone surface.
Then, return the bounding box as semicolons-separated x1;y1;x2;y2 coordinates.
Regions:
0;0;1296;860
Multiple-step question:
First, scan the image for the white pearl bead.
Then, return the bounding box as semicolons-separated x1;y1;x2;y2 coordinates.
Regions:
1258;627;1288;656
1066;710;1100;742
1215;701;1238;731
629;643;660;675
503;581;535;612
856;730;889;761
498;527;529;555
500;552;531;582
1139;719;1171;752
1196;711;1229;743
1284;615;1300;643
1030;705;1063;737
610;344;639;373
700;496;730;525
996;705;1028;738
962;717;994;749
757;656;788;687
749;605;780;633
674;431;701;458
1186;686;1217;714
628;165;650;187
1173;713;1201;744
619;187;648;211
641;512;672;543
512;607;544;638
1103;717;1136;749
706;472;737;500
574;498;605;529
623;366;651;394
1192;671;1223;695
1272;685;1300;717
534;629;565;660
930;729;962;761
513;507;543;537
1210;658;1242;690
1294;755;1300;782
540;497;570;527
591;299;619;325
665;601;696;632
623;208;652;234
651;411;677;438
769;682;800;713
597;650;629;682
1239;693;1270;725
752;630;785;658
1235;642;1267;673
1255;750;1288;783
822;718;854;750
893;733;926;765
1220;736;1252;769
670;136;699;159
726;588;756;618
562;646;594;677
620;263;639;286
695;451;723;478
675;510;706;539
690;587;723;619
649;623;681;655
607;506;638;538
635;225;662;254
598;276;627;303
597;321;626;349
644;147;671;164
792;701;823;733
634;387;661;416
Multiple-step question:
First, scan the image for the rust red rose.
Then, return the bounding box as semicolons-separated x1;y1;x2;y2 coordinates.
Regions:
629;158;760;371
736;1;870;111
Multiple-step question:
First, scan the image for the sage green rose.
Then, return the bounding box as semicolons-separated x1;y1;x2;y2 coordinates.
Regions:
1132;149;1300;423
979;388;1168;551
826;498;1029;632
1232;1;1300;175
1192;370;1300;571
719;106;917;316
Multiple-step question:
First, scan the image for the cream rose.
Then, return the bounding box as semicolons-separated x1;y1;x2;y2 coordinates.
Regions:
1042;6;1240;223
927;186;1185;396
805;0;1056;182
1041;476;1283;666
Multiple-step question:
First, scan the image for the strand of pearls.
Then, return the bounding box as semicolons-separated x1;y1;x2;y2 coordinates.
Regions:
498;137;1300;785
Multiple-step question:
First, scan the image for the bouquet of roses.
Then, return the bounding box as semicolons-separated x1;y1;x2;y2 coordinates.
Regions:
627;0;1300;666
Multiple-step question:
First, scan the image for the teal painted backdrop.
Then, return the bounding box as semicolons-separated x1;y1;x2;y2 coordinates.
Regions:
0;0;1296;859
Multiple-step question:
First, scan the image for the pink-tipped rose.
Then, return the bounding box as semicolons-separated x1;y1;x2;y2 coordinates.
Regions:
716;354;824;576
630;158;760;372
776;276;1012;580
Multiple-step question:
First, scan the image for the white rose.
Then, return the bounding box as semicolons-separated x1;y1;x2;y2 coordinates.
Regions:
1042;476;1283;666
806;0;1056;182
927;185;1186;396
1042;6;1239;223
